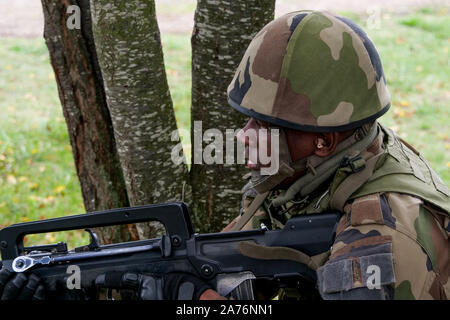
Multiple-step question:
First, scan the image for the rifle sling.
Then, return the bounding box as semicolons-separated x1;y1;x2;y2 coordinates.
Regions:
237;241;329;271
231;191;269;232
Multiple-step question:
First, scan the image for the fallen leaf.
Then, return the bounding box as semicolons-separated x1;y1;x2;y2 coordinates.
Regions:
28;183;39;190
393;108;406;118
54;185;66;194
400;100;411;107
45;233;56;243
438;8;448;15
415;83;424;92
7;175;17;185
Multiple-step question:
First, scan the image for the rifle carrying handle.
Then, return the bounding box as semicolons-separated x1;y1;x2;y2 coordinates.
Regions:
0;202;194;259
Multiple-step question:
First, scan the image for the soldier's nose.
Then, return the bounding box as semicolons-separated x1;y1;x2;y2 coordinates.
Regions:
236;128;246;145
237;118;258;146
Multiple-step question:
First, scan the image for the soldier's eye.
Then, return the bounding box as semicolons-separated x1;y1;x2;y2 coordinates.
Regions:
255;120;268;128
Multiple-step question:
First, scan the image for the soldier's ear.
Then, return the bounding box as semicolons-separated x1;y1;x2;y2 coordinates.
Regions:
314;133;338;157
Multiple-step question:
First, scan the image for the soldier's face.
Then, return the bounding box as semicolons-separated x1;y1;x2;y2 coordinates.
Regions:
236;117;318;173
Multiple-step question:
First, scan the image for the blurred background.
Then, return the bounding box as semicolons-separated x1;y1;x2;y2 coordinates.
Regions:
0;0;448;245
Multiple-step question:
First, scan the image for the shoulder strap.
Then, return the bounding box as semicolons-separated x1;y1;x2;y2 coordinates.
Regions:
330;151;384;211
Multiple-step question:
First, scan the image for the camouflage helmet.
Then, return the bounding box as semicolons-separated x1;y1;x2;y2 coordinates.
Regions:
227;10;390;132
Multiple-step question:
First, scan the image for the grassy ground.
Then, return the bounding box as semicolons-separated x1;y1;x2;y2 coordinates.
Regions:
343;7;450;182
0;39;88;246
0;7;448;247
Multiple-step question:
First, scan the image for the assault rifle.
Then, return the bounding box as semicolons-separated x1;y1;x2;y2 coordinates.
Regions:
0;202;340;299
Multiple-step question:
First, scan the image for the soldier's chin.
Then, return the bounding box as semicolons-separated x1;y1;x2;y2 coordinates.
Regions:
250;169;265;185
250;168;261;177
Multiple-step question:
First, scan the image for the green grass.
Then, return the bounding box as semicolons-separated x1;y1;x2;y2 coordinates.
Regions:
0;38;87;247
0;7;449;247
156;0;196;15
161;34;192;163
354;7;450;183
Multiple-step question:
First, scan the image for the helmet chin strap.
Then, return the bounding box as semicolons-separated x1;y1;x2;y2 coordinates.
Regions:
250;161;298;194
250;122;379;205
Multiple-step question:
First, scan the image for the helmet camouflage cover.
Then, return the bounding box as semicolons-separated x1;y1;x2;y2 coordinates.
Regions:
227;10;391;132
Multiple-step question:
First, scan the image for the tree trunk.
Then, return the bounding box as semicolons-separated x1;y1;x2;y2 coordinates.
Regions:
190;0;275;232
90;0;191;238
41;0;137;244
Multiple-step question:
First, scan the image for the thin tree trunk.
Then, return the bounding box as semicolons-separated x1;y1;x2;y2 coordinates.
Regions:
90;0;191;238
41;0;137;244
190;0;276;232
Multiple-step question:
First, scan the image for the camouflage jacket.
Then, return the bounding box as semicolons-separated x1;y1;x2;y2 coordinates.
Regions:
228;125;449;300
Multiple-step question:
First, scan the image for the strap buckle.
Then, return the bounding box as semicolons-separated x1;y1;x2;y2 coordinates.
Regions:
340;155;366;173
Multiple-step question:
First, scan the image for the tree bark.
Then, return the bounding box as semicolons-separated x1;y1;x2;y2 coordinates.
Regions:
90;0;191;238
190;0;275;232
41;0;136;244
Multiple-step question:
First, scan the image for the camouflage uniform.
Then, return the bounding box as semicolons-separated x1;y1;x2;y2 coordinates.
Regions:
226;11;450;300
231;124;450;300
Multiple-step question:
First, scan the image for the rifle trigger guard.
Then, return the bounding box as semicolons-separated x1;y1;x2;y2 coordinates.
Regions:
160;235;172;257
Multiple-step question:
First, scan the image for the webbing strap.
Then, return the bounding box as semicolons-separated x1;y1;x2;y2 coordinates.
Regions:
230;191;269;231
251;162;296;194
330;151;385;211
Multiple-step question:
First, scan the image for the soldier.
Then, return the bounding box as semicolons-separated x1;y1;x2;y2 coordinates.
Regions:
221;10;449;300
0;10;448;301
